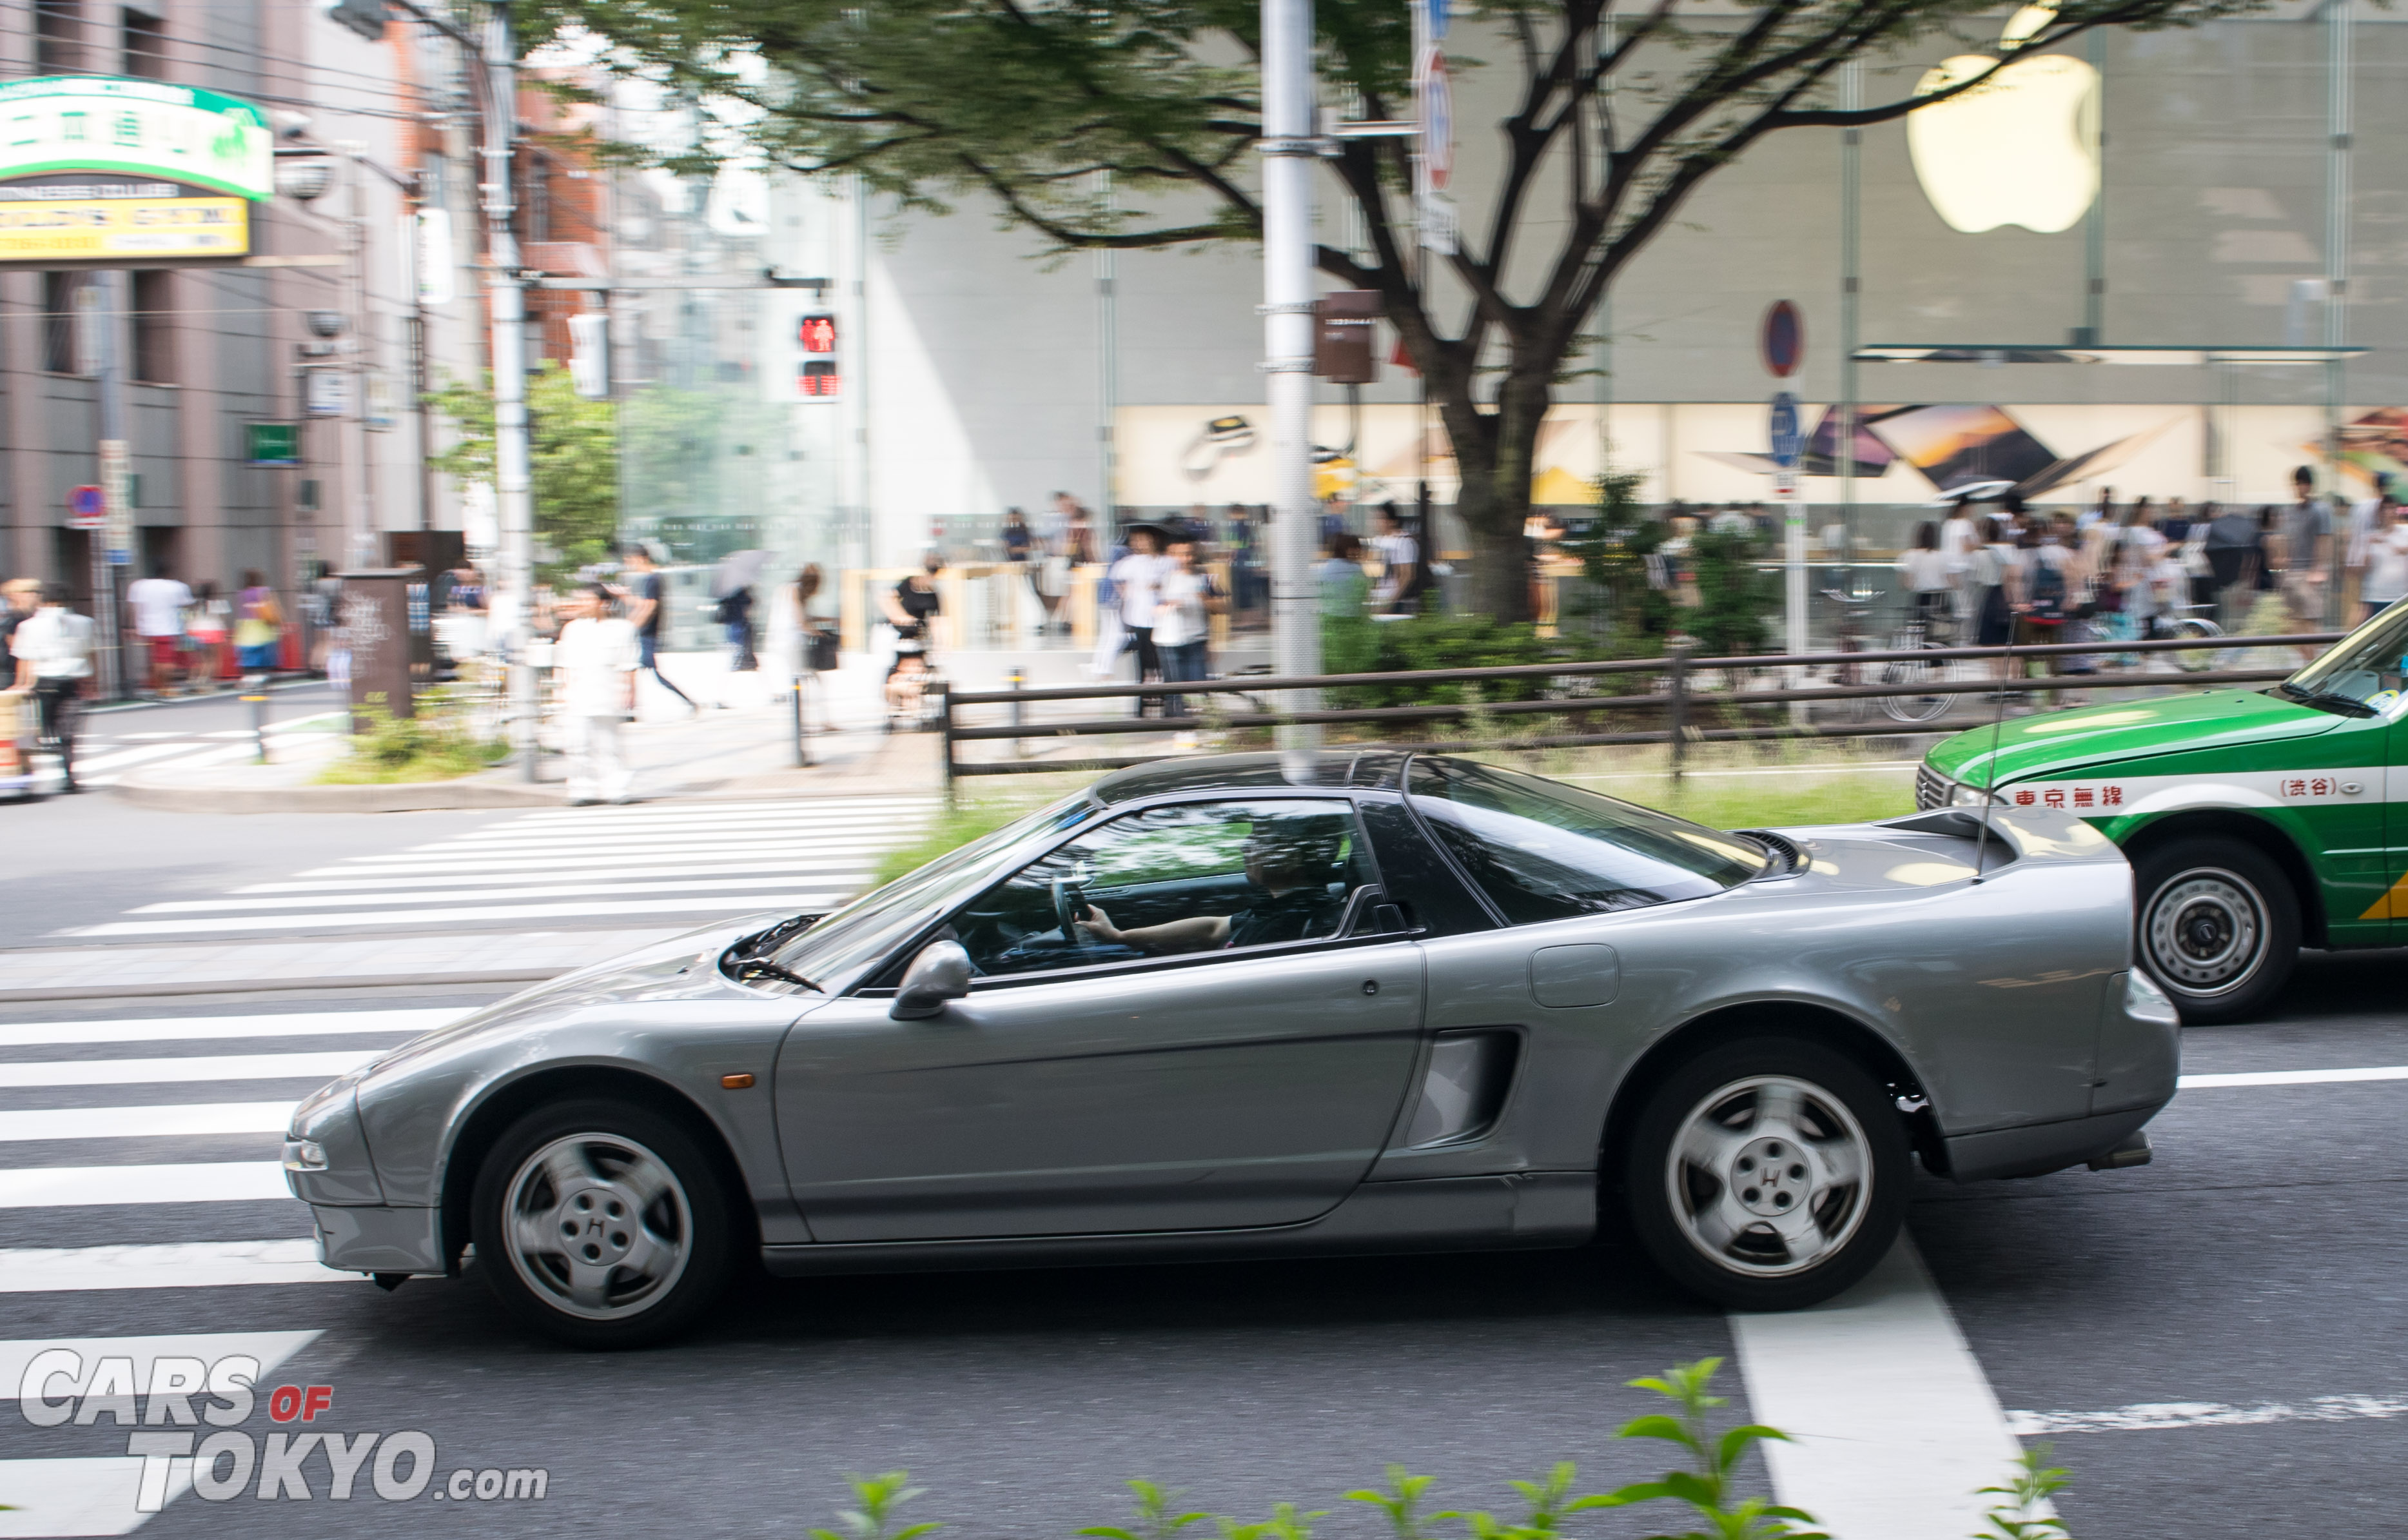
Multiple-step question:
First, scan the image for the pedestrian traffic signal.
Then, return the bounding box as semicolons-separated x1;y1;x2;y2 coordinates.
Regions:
797;311;841;402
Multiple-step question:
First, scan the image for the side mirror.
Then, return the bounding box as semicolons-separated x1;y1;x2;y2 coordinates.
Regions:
890;940;973;1020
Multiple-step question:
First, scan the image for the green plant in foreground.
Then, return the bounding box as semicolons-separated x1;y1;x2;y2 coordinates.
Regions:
810;1470;940;1540
1973;1446;2074;1540
1079;1478;1208;1540
1345;1466;1458;1540
1215;1502;1326;1540
1599;1359;1826;1540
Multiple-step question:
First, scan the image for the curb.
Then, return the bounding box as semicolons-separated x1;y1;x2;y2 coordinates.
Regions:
107;773;572;814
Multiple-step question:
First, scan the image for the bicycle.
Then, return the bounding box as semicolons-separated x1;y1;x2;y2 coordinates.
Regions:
1876;597;1956;725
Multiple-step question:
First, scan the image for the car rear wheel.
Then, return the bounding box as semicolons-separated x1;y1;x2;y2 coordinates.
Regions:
1624;1037;1908;1311
2134;837;2298;1025
471;1098;732;1348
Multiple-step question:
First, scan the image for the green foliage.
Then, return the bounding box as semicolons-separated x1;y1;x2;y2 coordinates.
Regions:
1215;1503;1326;1540
426;363;620;581
1688;526;1781;660
1562;466;1672;653
1973;1446;2074;1540
810;1470;941;1540
1344;1467;1458;1540
1328;612;1597;711
315;694;509;785
870;798;1035;887
1592;1359;1828;1540
1079;1479;1209;1540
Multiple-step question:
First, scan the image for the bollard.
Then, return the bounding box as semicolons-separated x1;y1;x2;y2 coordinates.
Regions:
1007;665;1026;759
242;692;269;764
792;677;810;768
1665;640;1693;788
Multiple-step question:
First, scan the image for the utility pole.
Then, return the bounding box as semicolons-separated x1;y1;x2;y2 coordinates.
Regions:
1260;0;1322;745
479;0;538;778
93;271;130;700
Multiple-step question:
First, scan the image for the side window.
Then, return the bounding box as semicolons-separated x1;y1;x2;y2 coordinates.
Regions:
950;800;1376;978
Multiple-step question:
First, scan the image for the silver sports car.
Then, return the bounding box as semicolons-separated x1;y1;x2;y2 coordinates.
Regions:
286;752;2177;1346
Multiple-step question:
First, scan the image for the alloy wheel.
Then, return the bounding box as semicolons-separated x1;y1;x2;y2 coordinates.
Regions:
502;1132;694;1321
1664;1074;1874;1279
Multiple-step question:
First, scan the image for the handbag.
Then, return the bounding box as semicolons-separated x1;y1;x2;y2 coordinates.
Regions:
805;629;839;673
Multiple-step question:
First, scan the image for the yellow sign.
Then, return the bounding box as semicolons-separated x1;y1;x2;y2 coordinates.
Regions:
0;195;248;261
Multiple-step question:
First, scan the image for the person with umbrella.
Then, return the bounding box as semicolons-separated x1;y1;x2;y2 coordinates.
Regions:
711;549;767;706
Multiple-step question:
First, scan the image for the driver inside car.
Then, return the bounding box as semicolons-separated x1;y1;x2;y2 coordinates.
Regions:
1075;820;1346;954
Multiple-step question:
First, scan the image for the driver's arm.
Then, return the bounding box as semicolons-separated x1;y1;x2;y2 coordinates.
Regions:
1077;906;1229;954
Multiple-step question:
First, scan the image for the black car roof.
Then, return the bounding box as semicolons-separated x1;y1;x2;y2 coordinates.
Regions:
1089;749;1413;805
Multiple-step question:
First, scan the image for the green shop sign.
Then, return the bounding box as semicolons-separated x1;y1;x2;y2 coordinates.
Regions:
0;76;272;201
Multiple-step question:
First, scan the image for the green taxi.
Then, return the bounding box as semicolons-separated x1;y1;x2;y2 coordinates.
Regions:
1919;606;2408;1023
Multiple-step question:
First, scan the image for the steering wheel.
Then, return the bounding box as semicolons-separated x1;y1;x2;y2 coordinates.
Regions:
1052;878;1085;940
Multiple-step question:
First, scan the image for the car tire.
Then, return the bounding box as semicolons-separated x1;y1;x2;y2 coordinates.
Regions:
2133;836;2299;1025
471;1098;733;1348
1623;1037;1908;1311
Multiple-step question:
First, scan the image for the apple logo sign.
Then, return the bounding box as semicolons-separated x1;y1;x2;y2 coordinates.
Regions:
1906;3;2101;235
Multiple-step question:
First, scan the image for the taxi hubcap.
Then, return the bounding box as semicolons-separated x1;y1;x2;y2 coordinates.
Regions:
2147;870;2264;995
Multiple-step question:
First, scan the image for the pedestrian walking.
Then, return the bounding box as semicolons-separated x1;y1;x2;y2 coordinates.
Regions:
0;578;39;656
1153;536;1224;736
1970;517;2020;686
616;545;696;715
1370;504;1423;615
2280;466;2334;649
2202;504;2262;634
881;555;945;728
126;562;192;698
1895;520;1954;637
2359;500;2408;624
10;582;93;792
234;571;282;681
186;579;230;690
1108;526;1171;714
554;581;638;805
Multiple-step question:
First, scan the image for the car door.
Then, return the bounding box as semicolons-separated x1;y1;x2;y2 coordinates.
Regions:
774;796;1427;1243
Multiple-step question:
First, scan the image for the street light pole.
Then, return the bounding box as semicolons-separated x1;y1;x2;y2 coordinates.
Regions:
1260;0;1322;747
479;0;538;780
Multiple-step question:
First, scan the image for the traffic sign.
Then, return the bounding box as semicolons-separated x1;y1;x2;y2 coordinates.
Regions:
1768;391;1803;469
66;485;104;530
1761;300;1804;378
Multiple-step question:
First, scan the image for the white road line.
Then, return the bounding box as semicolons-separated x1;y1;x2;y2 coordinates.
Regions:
0;1161;290;1207
132;873;877;914
0;1330;321;1401
420;833;915;856
0;1241;349;1294
2007;1394;2408;1436
61;744;208;776
1730;1239;2024;1540
241;857;883;893
513;797;938;822
0;1009;459;1050
0;1051;373;1089
0;1456;185;1536
76;892;852;936
2178;1065;2408;1089
0;1102;295;1142
318;842;899;873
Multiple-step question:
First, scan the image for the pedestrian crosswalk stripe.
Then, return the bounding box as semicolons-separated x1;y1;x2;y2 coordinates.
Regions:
0;1161;289;1207
322;843;899;873
132;873;880;914
0;1330;322;1399
430;830;921;853
0;1051;375;1089
0;1102;296;1142
79;891;854;937
244;858;885;893
513;796;940;822
0;1241;347;1293
0;1009;458;1050
0;1454;184;1534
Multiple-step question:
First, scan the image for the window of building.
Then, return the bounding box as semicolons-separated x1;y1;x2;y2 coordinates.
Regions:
132;270;173;384
123;9;168;79
34;0;81;73
41;272;84;376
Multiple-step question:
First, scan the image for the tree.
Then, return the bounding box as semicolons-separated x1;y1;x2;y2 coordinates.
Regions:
534;0;2259;621
427;362;620;580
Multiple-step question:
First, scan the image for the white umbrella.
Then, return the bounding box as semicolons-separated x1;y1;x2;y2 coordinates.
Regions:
710;549;770;598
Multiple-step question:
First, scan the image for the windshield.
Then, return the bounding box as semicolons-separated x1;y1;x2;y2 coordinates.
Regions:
2286;602;2408;711
769;793;1096;987
1406;758;1767;925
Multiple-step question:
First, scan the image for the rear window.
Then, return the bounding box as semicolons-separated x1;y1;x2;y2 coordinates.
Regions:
1407;758;1765;925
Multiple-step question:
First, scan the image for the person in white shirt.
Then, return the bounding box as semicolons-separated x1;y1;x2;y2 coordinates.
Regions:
552;582;640;805
1108;526;1172;715
10;583;95;791
2359;500;2408;624
1894;520;1955;635
1151;537;1225;736
1370;505;1421;614
124;564;193;698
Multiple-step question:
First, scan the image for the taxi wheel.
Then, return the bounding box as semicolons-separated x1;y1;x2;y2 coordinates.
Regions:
2134;838;2298;1025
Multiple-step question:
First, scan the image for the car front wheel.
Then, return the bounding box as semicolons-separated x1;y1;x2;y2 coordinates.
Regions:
1625;1038;1908;1310
2133;836;2298;1025
471;1098;732;1348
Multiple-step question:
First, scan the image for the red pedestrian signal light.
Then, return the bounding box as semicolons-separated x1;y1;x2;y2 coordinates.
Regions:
799;359;841;398
796;311;840;400
799;313;836;353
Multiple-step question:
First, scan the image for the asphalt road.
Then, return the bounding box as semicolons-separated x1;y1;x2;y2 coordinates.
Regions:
1;756;2402;1537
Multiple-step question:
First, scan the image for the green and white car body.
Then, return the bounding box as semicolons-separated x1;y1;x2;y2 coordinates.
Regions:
1921;604;2408;1022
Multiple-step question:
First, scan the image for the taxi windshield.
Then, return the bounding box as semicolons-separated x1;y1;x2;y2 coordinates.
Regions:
2286;603;2408;711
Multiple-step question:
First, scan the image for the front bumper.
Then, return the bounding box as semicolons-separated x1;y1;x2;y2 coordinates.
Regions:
310;1204;445;1276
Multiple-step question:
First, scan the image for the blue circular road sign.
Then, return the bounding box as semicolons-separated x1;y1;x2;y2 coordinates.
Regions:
1768;392;1803;469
